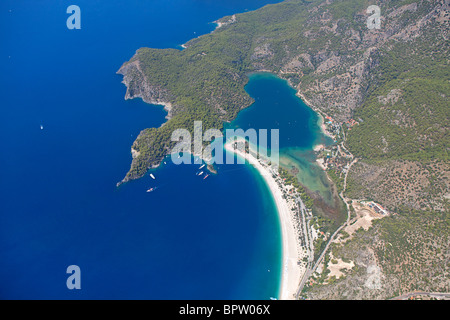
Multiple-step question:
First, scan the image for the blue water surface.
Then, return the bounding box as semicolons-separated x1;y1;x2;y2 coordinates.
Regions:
0;0;284;299
229;73;324;150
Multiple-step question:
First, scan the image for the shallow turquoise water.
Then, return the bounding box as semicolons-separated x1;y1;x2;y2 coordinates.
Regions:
230;73;336;206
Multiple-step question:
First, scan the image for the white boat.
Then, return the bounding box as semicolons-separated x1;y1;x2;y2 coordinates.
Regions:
40;125;44;130
196;171;203;176
199;164;205;169
150;174;155;179
146;187;155;193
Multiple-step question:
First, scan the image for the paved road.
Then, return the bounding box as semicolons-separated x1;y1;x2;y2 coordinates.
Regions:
294;200;313;298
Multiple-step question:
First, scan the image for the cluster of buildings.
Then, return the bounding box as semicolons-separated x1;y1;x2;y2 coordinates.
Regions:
345;118;359;130
324;115;359;137
315;143;352;177
323;116;341;137
316;115;358;178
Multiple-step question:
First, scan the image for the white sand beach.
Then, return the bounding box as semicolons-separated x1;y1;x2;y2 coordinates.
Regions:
224;141;302;300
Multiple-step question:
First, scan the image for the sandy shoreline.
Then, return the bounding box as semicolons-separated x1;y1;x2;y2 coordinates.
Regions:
317;114;334;140
295;92;334;141
224;141;302;300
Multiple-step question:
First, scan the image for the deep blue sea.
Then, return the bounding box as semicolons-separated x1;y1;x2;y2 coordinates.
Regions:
0;0;320;299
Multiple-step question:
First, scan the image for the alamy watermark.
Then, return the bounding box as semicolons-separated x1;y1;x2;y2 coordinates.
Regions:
170;121;280;168
66;265;81;290
67;5;81;30
366;5;381;30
